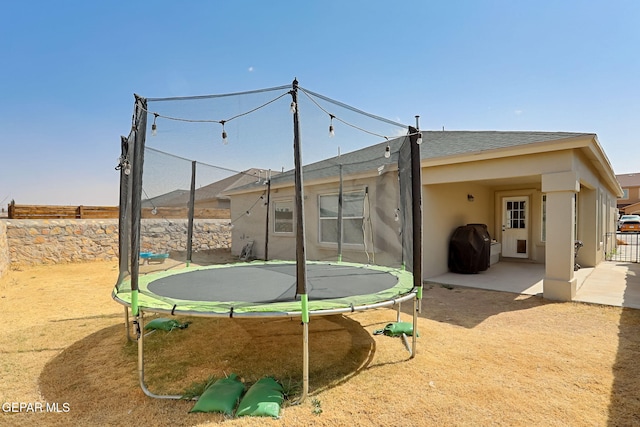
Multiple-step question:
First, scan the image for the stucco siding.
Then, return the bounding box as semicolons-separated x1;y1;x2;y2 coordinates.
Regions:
423;182;494;277
423;151;574;185
230;171;404;267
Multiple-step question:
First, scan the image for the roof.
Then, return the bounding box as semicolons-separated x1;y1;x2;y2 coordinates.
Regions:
143;168;275;206
226;131;593;194
616;173;640;188
421;131;591;159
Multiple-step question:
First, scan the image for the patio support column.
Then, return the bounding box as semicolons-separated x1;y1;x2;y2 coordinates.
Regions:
542;171;579;301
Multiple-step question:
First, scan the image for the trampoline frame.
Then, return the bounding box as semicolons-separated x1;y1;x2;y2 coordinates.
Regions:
116;79;424;403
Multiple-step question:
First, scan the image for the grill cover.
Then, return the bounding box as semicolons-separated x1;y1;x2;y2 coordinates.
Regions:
448;224;491;274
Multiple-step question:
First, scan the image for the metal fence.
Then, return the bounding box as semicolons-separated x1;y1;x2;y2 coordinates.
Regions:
605;232;640;263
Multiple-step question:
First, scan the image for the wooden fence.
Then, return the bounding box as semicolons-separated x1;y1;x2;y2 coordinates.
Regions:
7;204;230;220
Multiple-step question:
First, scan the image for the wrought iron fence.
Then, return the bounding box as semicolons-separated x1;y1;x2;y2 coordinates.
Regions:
605;232;640;263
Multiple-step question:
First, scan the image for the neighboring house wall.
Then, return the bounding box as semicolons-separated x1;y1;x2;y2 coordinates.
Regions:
619;186;640;214
615;173;640;214
195;199;230;209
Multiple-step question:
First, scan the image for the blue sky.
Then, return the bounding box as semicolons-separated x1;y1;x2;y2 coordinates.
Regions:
1;1;638;206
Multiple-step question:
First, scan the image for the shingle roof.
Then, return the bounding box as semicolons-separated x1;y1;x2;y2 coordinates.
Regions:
616;173;640;188
421;131;590;158
144;168;276;206
227;131;593;194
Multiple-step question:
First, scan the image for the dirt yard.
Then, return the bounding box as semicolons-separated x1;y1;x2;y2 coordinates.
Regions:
1;255;639;426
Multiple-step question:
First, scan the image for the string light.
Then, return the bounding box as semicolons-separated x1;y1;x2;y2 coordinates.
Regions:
290;101;297;114
384;144;391;159
416;132;423;145
220;121;228;145
394;209;400;222
329;114;335;137
151;113;158;136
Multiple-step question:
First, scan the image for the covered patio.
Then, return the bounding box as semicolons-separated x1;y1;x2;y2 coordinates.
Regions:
427;260;640;309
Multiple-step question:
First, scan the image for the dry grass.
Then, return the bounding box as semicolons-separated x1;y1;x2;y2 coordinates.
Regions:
1;256;640;426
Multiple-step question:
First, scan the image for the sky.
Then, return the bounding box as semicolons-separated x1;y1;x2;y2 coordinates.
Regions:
1;1;639;207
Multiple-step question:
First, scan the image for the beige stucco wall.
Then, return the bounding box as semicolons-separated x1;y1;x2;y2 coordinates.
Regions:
421;146;619;282
231;170;404;267
422;182;494;277
423;151;574;185
229;136;621;303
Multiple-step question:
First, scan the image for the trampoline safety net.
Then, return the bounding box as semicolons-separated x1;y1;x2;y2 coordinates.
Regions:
115;80;421;315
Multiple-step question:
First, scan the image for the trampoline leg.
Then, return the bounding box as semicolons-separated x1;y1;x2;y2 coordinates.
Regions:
302;321;310;402
396;302;402;322
293;320;310;405
411;296;418;359
136;311;184;400
400;296;418;358
125;307;134;342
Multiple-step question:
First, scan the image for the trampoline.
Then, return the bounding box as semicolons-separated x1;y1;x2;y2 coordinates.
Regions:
113;261;415;317
115;80;423;402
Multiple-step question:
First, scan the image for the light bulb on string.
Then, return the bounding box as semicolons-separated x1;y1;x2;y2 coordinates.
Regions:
290;101;297;114
220;121;228;145
124;162;131;176
245;210;251;217
384;144;391;159
416;132;423;145
329;114;335;137
151;113;158;136
394;209;400;222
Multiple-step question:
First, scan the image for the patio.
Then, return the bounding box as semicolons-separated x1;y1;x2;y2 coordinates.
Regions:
427;260;640;309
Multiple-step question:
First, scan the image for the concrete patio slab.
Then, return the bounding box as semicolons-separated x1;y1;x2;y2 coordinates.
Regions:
426;261;640;309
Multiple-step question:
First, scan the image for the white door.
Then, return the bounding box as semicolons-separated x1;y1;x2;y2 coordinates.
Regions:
502;196;529;258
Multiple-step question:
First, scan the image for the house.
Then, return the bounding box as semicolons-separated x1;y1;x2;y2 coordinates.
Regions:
615;173;640;215
142;168;272;209
225;131;622;302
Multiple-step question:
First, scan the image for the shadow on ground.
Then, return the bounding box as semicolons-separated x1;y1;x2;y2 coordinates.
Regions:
37;314;374;425
403;283;550;329
608;263;640;426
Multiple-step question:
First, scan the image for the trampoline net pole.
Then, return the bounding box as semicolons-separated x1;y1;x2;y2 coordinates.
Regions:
186;160;196;266
337;163;343;262
130;95;147;317
292;79;310;402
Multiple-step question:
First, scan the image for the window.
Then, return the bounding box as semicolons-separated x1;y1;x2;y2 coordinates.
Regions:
506;200;526;229
273;200;293;233
319;191;365;244
622;189;629;200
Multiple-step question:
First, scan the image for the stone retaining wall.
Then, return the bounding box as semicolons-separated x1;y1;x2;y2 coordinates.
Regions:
0;219;231;271
0;221;9;277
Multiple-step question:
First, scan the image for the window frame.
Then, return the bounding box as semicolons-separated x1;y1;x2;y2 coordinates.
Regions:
622;188;629;200
318;189;366;246
273;199;294;234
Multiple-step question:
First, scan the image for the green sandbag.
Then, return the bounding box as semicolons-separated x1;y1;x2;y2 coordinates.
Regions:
235;377;284;418
190;373;245;415
144;317;189;331
373;321;418;337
